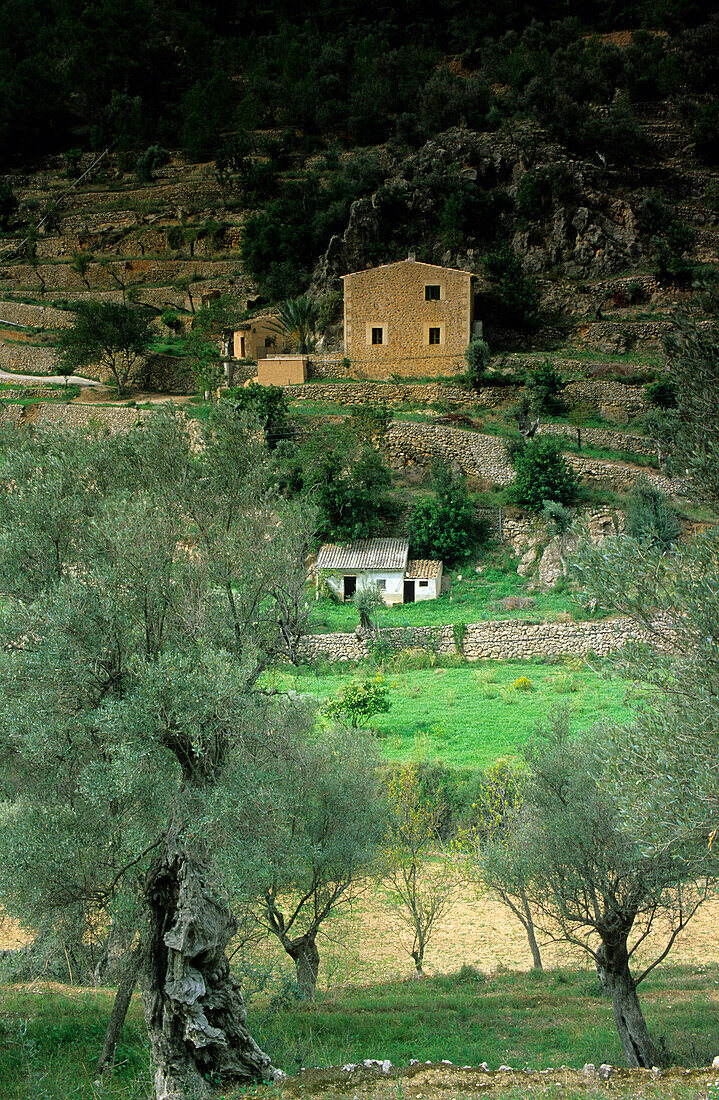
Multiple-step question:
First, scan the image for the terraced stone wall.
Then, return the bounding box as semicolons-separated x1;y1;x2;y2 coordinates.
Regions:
298;615;652;663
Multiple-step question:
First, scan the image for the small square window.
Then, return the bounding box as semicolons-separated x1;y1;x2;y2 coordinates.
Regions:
371;327;384;345
425;284;441;301
376;579;386;590
428;327;441;345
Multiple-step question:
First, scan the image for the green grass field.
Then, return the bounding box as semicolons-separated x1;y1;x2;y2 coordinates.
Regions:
269;659;638;768
2;966;717;1099
309;569;589;635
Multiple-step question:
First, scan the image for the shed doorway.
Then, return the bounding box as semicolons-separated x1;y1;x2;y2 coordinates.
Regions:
343;576;357;600
403;580;415;603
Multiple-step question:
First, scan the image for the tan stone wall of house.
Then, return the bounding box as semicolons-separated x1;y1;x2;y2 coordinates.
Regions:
343;260;472;379
233;317;280;360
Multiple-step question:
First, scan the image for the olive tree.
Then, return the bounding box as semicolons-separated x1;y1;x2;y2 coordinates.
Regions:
503;715;711;1068
383;763;454;976
570;302;719;849
251;725;385;1000
0;408;319;1098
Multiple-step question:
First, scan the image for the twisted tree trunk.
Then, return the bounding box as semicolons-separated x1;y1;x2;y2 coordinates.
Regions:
285;934;320;1001
596;939;661;1069
144;833;274;1100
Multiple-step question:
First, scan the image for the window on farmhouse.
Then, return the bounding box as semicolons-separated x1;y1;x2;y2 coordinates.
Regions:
428;327;441;345
371;327;384;345
377;579;386;590
425;284;441;301
418;580;429;588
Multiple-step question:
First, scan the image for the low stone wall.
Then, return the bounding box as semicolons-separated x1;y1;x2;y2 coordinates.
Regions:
0;402;147;433
0;301;73;329
564;380;648;415
538;422;656;459
298;615;651;663
387;421;515;486
567;453;687;497
386;420;686;497
285;380;511;408
0;343;59;374
0;258;239;293
286;378;651;420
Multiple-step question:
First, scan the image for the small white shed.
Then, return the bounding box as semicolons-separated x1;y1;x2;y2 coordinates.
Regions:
315;538;442;605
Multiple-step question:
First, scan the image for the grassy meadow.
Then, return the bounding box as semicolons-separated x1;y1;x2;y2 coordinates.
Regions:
2;966;719;1099
269;659;638;768
308;569;592;634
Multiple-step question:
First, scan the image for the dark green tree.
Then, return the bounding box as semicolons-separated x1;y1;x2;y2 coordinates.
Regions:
509;437;578;513
408;460;482;564
464;339;491;392
57;300;155;395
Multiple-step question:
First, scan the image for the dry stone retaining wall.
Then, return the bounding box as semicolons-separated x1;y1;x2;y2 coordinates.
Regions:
387;421;515;485
0;343;59;374
538;422;655;458
298;615;651;663
0;301;73;329
564;380;648;414
0;402;147;433
386;420;685;497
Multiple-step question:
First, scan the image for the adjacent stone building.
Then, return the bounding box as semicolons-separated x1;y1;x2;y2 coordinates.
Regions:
315;538;442;605
231;316;280;361
342;259;477;378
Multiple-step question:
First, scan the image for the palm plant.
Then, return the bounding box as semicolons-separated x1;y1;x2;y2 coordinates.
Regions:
268;295;319;353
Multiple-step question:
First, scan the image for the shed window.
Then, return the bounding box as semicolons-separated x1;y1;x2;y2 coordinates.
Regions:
428;327;441;345
418;580;429;588
376;579;386;590
425;284;441;301
371;327;384;344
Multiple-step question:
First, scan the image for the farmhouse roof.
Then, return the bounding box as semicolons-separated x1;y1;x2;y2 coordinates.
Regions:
405;559;442;580
342;259;474;279
315;538;409;572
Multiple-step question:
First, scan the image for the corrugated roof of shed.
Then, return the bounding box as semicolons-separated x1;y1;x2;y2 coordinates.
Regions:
405;559;443;579
316;538;409;572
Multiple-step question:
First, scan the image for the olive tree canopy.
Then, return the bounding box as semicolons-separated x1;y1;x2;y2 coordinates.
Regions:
0;407;335;1098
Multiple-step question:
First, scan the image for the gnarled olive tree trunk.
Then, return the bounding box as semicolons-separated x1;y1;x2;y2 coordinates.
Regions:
596;938;661;1069
285;933;320;1001
144;833;274;1100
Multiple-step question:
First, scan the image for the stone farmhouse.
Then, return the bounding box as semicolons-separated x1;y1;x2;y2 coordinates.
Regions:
315;538;442;605
342;258;479;378
231;316;280;361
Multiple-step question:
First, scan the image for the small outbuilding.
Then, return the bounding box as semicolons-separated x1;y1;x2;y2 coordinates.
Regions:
315;538;442;605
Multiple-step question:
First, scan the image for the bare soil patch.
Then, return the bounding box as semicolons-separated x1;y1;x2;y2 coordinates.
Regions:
251;886;719;990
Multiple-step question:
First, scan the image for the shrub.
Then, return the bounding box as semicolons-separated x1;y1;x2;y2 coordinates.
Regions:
691;102;719;165
526;360;566;414
513;676;533;692
321;678;391;728
408;461;487;564
464;339;491;392
509;437;578;513
0;178;18;229
644;377;678;408
625;483;681;551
